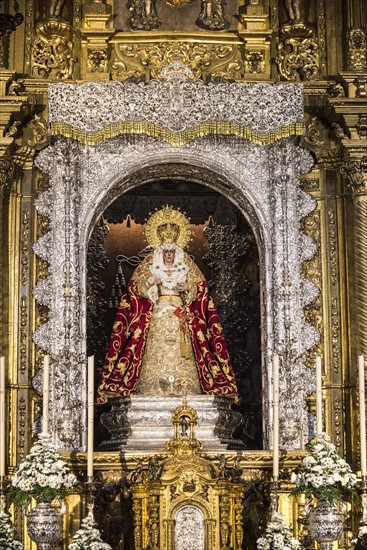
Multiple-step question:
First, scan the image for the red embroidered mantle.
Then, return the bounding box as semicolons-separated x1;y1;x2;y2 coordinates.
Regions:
96;280;239;404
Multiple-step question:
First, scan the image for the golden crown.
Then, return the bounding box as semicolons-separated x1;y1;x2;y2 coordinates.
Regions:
145;205;192;249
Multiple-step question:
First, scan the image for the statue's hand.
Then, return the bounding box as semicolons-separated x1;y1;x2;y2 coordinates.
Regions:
177;282;188;292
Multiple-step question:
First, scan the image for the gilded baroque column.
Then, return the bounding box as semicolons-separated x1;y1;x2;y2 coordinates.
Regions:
342;157;367;356
218;481;231;547
163;518;175;550
132;488;143;550
233;485;244;548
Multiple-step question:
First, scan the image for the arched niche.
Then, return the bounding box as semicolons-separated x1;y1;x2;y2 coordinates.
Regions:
34;134;317;452
87;177;263;448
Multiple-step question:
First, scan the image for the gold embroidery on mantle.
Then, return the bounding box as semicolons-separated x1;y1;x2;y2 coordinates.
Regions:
132;246;203;396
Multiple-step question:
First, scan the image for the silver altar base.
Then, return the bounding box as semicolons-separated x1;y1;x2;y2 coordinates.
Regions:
98;395;244;451
27;502;63;550
308;499;345;550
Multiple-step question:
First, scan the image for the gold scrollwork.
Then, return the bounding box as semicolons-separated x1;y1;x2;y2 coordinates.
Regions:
328;209;337;286
342;156;367;194
20;296;28;375
317;0;326;72
28;115;48;148
233;488;244;547
21;210;30;286
31;17;74;79
219;490;231;547
331;296;340;375
18;396;27;460
132;495;143;549
276;23;319;81
334;396;342;451
303;115;324;149
147;494;160;547
302;209;321;289
25;0;34;71
112;40;244;82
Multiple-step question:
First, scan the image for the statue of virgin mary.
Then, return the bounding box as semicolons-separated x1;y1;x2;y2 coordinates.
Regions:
96;205;238;404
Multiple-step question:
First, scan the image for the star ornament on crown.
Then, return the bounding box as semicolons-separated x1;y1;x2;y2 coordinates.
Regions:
144;205;192;249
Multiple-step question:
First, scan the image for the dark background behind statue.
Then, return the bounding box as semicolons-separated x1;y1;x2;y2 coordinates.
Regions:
87;180;262;450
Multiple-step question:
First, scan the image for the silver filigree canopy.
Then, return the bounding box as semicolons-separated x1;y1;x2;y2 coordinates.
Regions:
33;80;317;451
48;80;304;135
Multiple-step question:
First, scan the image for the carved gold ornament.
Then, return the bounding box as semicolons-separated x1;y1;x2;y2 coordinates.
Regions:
32;17;74;79
145;205;192;249
28;115;48;148
164;0;195;8
244;49;265;74
111;40;243;82
87;49;108;72
347;27;367;71
276;22;319;81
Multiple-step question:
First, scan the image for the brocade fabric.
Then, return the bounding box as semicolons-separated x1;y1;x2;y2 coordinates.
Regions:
96;252;239;404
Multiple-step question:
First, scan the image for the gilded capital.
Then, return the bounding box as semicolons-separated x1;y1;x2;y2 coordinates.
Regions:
341;156;367;194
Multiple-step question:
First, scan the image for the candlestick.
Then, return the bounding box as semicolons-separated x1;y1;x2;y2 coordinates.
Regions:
0;357;5;478
359;355;367;478
273;354;279;480
42;355;50;433
87;356;94;479
316;355;323;435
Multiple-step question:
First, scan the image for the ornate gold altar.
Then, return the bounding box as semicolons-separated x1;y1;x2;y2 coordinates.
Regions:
126;395;246;550
0;0;367;548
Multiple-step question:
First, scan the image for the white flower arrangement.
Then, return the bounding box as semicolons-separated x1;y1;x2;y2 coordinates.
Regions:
256;512;302;550
0;511;24;549
10;433;78;506
68;514;112;550
291;433;357;505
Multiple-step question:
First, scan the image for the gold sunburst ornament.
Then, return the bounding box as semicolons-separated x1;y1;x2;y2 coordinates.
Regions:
145;205;192;249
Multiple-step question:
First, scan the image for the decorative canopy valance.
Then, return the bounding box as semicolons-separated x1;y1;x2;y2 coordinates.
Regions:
48;80;305;146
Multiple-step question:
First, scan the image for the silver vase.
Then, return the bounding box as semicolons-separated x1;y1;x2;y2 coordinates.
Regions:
308;498;345;550
27;502;63;549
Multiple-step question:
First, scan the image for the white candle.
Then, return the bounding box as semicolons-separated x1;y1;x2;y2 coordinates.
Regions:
87;356;94;479
359;355;367;477
316;356;323;435
273;354;279;480
0;357;5;477
42;355;50;433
